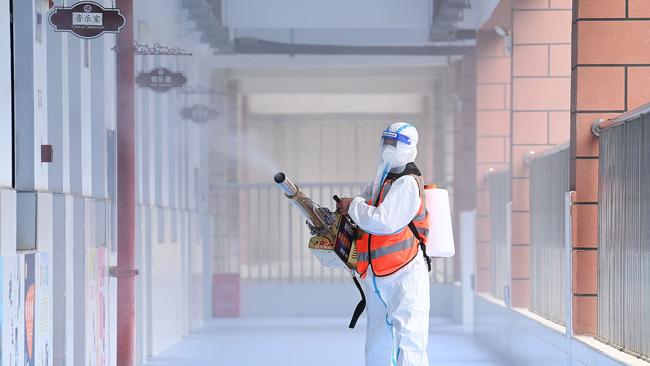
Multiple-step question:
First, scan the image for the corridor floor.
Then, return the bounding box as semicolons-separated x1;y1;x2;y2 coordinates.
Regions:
145;317;507;366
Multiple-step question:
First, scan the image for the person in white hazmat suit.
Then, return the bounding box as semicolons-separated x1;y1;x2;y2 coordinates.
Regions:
337;122;430;366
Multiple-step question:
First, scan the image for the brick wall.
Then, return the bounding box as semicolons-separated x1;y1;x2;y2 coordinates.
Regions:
475;30;511;294
453;54;477;282
570;0;650;335
510;0;572;308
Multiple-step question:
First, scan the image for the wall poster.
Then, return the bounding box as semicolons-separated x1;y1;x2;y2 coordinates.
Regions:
86;248;107;366
2;255;24;366
23;254;35;366
35;253;51;366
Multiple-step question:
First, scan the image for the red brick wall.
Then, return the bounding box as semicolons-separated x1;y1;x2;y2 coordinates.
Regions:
454;55;477;215
475;30;511;294
453;54;477;282
510;0;572;308
570;0;650;336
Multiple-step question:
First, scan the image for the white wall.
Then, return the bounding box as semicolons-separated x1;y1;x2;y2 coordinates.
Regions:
3;1;215;366
132;1;215;363
13;0;49;191
0;189;16;256
0;0;11;188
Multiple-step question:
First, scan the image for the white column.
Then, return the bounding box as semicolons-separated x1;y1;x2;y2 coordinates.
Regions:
13;0;49;191
0;0;12;188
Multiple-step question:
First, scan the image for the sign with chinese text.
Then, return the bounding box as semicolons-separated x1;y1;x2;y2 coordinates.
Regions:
180;104;221;123
135;68;188;92
24;254;35;366
48;1;126;39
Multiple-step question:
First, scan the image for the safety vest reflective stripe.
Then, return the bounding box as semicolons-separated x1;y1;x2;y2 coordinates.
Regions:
413;210;426;222
356;237;414;262
356;174;429;277
417;227;429;238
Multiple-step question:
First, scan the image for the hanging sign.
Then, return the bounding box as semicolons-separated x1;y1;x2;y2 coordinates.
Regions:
48;1;126;39
135;68;187;92
180;104;221;124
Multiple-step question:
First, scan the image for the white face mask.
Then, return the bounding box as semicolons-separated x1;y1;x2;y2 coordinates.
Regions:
382;146;411;168
382;146;396;165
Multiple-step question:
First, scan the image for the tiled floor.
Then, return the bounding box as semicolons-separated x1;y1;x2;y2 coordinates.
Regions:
145;317;507;366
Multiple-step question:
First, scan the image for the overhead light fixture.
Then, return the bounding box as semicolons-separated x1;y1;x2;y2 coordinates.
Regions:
494;26;512;56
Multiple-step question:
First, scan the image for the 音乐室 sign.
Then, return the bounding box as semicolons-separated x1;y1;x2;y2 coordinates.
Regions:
48;1;126;39
180;104;221;124
136;68;188;92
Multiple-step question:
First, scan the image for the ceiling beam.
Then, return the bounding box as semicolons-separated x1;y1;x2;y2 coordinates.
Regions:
246;112;422;124
238;78;438;95
234;38;474;56
228;66;446;79
204;54;454;68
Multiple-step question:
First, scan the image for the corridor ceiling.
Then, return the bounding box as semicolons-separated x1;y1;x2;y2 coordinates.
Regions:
182;0;500;56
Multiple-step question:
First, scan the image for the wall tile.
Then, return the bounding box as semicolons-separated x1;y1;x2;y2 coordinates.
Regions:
572;250;598;293
576;21;650;64
477;136;507;163
478;57;512;83
477;110;510;136
513;111;549;144
512;211;530;245
550;0;572;9
572;204;598;248
576;0;626;18
575;67;625;111
572;296;597;335
627;66;650;111
512;178;530;211
548;111;570;144
513;10;572;44
477;84;506;110
512;245;530;278
513;45;549;77
629;0;650;18
575;159;599;202
549;44;572;76
514;0;550;10
513;78;571;110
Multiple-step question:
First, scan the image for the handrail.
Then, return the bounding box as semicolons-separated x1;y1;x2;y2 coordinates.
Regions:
523;142;570;165
592;101;650;137
484;166;510;182
213;181;368;189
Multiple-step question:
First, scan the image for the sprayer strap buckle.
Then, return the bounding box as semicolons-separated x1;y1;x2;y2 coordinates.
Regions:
408;221;431;272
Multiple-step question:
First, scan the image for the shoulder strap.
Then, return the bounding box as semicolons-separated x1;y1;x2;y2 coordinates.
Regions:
409;221;431;272
348;276;366;329
385;162;421;182
411;174;425;201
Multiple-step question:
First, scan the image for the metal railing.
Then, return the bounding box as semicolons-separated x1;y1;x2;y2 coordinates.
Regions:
528;144;570;325
488;169;510;300
214;182;455;283
597;110;650;360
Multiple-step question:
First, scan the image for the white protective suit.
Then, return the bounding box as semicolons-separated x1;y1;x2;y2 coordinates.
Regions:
347;122;431;366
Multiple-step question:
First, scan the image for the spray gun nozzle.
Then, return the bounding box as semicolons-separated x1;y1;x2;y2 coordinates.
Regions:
274;172;286;184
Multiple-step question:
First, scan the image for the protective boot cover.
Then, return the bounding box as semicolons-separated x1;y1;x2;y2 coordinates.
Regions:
362;255;430;366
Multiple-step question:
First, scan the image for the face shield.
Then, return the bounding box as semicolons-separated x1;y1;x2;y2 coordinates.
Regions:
369;123;418;203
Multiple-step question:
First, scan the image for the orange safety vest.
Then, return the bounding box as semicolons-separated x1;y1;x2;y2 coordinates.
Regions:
356;174;429;278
